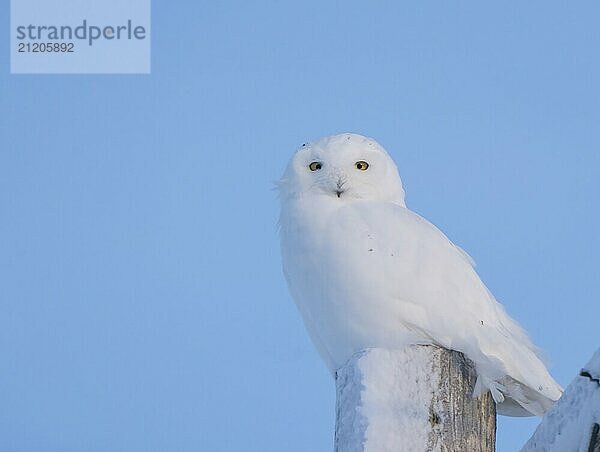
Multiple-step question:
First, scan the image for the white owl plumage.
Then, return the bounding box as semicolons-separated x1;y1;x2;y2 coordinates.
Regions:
278;133;562;417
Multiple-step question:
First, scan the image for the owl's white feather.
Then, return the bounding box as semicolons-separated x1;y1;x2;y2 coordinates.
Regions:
278;133;562;417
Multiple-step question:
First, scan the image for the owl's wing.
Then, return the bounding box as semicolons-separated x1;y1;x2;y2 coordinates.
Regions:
338;201;562;416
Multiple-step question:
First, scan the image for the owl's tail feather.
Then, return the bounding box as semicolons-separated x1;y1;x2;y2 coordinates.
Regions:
474;375;556;417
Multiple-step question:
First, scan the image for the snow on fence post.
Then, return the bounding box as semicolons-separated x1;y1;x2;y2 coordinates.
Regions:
521;348;600;452
334;345;496;452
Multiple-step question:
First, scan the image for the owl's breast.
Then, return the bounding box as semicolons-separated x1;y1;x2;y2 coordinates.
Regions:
280;199;422;370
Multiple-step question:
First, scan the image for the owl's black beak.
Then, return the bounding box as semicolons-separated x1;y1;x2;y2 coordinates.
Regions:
335;178;347;198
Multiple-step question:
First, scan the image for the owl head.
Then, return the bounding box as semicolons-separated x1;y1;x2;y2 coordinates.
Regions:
278;133;406;205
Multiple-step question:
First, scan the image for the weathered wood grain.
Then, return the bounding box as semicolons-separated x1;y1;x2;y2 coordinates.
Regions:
334;345;496;452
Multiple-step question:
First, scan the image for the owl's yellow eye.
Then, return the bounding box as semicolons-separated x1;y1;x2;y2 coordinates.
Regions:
309;161;322;171
355;161;369;171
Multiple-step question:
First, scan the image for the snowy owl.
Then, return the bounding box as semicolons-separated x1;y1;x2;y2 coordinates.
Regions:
278;133;562;417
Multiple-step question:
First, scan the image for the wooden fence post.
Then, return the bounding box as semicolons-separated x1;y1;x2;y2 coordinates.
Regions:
334;345;496;452
522;348;600;452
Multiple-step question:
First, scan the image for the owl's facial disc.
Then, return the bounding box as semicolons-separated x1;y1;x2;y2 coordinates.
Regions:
310;161;371;200
280;133;406;206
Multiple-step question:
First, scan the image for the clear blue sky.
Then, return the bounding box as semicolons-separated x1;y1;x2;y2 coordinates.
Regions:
2;2;599;451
